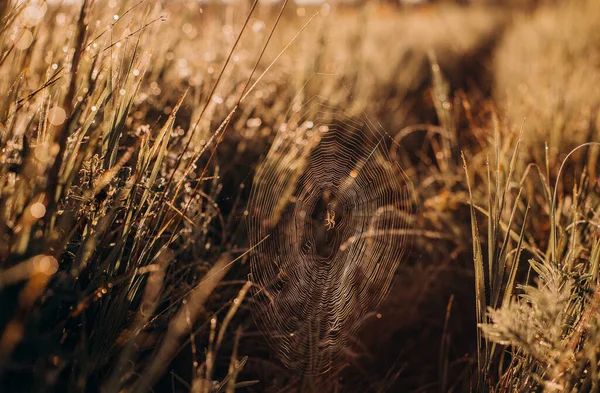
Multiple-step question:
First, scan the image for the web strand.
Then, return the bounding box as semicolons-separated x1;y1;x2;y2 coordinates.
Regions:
247;74;413;375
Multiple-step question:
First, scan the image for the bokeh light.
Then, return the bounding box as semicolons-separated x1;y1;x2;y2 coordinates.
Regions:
30;202;46;219
13;29;34;50
33;255;59;275
22;3;47;27
48;106;67;126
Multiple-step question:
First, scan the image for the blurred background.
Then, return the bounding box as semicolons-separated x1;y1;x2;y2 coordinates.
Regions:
1;0;599;392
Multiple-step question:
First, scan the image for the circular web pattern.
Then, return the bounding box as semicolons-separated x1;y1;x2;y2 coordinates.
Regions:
247;81;413;375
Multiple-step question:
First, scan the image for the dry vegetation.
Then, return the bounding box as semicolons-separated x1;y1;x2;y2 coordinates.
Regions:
0;0;598;392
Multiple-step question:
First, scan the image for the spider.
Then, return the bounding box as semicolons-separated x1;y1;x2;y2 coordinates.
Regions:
325;203;336;231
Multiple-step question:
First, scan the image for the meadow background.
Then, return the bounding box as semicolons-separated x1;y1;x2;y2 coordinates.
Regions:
1;0;599;392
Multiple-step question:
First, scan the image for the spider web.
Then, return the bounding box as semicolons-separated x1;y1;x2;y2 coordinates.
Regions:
247;73;413;375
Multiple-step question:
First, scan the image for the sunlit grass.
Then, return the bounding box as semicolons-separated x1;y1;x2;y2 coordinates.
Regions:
0;0;598;392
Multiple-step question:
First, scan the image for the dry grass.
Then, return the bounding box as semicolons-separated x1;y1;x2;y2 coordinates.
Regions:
0;1;598;392
494;0;600;172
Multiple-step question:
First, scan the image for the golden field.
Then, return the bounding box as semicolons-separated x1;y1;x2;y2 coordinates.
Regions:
0;0;599;392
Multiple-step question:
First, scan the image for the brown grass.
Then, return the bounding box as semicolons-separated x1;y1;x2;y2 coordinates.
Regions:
0;1;598;392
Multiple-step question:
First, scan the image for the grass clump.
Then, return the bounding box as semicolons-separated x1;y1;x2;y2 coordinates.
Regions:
0;1;235;391
494;0;600;171
0;0;599;392
479;164;600;391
